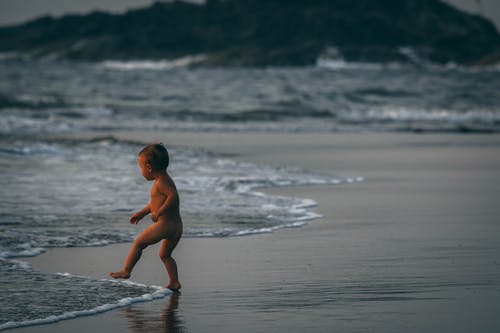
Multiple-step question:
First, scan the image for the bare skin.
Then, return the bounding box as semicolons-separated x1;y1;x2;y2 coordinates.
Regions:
110;154;183;291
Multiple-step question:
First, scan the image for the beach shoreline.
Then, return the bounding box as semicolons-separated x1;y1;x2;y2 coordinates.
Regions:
10;131;500;333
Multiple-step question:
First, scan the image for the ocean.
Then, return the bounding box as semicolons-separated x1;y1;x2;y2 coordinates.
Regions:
0;57;499;330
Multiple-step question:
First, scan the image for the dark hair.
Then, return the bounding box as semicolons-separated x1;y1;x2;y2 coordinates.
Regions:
139;143;169;171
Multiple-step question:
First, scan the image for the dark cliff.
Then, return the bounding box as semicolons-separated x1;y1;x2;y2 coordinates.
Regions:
0;0;498;66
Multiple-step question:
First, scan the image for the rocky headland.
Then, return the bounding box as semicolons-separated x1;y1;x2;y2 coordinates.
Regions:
0;0;498;66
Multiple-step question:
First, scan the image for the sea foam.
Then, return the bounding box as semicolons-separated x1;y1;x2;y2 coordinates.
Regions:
0;273;172;331
101;55;206;70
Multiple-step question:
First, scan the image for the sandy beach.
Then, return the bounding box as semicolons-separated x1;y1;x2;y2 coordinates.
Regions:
12;132;500;333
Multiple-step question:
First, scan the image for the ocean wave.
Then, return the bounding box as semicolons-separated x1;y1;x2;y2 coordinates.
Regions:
0;113;77;135
2;58;500;135
101;55;206;71
0;143;61;156
129;107;334;122
316;58;394;71
4;103;497;135
315;47;389;70
0;93;66;110
3;107;497;135
349;87;417;98
316;46;500;72
317;57;500;73
337;107;500;132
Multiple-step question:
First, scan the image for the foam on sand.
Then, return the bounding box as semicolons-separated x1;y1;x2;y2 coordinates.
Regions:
0;273;172;331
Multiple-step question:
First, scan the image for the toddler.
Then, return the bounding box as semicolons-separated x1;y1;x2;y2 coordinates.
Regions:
110;143;182;291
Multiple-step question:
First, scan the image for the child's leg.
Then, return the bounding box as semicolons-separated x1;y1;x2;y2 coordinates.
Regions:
159;234;182;290
110;222;165;279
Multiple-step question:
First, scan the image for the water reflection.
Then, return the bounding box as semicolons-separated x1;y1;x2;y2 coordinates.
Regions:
123;292;185;332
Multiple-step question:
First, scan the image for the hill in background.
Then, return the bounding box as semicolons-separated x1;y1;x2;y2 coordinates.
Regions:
0;0;498;66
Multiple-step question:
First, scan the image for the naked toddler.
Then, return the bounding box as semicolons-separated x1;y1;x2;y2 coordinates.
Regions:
110;143;182;291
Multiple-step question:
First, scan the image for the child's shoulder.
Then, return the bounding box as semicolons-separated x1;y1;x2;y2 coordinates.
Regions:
157;173;177;190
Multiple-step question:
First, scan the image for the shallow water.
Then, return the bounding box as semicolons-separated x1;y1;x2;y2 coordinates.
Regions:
0;135;360;329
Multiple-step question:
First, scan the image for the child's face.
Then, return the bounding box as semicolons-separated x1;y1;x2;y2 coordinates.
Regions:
138;154;155;181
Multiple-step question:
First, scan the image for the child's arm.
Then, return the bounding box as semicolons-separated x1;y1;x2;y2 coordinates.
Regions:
151;181;179;222
130;204;151;224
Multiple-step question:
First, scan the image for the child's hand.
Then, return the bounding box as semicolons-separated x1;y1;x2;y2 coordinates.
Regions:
151;211;159;222
129;211;144;224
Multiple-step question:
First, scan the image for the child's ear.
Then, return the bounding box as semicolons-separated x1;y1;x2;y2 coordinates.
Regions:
146;163;153;172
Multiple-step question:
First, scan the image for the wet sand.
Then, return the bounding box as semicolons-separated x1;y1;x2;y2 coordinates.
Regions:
14;132;500;332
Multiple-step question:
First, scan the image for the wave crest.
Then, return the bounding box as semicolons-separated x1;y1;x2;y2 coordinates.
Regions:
101;55;206;70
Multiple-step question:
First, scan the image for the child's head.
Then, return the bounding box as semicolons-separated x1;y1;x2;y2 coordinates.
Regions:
138;143;169;173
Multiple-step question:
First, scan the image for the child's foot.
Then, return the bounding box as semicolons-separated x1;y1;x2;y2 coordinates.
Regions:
166;281;181;291
109;271;130;279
